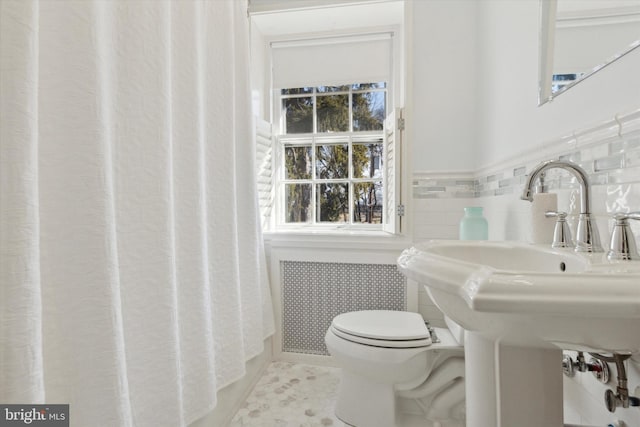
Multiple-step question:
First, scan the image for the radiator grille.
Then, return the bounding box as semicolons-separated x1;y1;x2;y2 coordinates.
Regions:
281;261;407;355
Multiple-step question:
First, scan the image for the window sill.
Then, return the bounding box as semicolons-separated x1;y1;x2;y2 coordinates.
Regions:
262;228;411;251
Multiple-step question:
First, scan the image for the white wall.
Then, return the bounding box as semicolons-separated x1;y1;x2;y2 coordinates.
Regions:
250;21;269;120
409;0;640;173
409;1;640;426
408;0;478;173
476;0;640;169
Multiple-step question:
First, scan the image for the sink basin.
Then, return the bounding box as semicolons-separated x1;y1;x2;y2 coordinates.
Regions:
397;239;640;354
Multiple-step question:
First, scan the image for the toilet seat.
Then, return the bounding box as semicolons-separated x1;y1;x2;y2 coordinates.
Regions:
331;310;432;348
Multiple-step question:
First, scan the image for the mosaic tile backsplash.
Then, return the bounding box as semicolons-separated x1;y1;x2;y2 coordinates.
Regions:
281;261;406;355
413;130;640;200
411;111;640;246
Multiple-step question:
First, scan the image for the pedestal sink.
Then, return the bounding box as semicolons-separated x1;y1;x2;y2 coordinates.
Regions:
397;240;640;427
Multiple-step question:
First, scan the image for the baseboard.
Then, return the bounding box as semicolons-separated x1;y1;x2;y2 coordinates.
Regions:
188;337;273;427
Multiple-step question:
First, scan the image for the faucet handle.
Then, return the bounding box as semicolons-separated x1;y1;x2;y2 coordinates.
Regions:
545;211;573;248
613;212;640;222
607;212;640;261
545;211;567;219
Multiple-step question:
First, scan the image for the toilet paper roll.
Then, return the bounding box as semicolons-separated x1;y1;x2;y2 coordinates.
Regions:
531;192;558;244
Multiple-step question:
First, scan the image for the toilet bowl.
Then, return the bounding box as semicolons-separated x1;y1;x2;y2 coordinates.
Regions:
325;310;465;427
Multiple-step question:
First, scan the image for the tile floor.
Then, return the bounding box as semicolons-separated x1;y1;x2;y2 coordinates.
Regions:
230;361;440;427
230;361;347;427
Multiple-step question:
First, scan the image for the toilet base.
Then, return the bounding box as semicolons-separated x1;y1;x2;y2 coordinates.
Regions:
397;385;465;427
325;315;465;427
399;414;464;427
334;370;466;427
335;370;397;427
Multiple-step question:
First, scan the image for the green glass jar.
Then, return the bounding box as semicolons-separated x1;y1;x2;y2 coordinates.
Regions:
459;207;488;240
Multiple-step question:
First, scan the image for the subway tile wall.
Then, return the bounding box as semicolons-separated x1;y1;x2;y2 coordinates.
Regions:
413;110;640;247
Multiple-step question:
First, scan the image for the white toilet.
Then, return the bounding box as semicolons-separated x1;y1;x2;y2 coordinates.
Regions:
325;310;465;427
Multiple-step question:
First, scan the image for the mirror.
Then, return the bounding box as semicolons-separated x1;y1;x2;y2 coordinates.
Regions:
539;0;640;105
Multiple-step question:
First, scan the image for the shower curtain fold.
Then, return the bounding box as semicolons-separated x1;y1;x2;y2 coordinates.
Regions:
0;1;275;426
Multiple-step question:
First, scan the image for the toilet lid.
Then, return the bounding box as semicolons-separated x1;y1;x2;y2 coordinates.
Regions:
330;326;433;348
332;310;431;341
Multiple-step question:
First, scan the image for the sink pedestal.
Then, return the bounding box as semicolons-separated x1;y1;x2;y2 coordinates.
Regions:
465;332;564;427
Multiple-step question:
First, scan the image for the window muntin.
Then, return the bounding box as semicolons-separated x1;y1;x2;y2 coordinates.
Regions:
278;83;386;228
281;83;386;135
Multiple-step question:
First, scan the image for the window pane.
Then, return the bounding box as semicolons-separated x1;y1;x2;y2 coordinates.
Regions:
353;92;385;131
352;141;383;179
285;183;312;223
316;144;348;179
317;85;350;93
317;94;349;132
316;183;349;223
284;97;313;133
353;182;383;224
284;145;312;179
281;87;314;95
351;82;386;90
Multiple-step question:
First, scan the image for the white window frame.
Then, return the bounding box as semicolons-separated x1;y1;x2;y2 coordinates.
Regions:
276;84;387;230
263;29;404;235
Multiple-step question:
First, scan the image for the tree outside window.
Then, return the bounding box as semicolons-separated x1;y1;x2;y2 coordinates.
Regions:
279;82;386;226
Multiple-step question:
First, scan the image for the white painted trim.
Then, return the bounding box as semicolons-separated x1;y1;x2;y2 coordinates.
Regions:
268;249;284;361
400;0;415;242
267;245;419;362
556;5;640;28
188;338;273;427
264;230;411;251
249;0;399;15
277;352;339;367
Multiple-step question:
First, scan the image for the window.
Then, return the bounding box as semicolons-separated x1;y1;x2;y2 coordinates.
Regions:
551;73;583;93
277;83;392;228
261;31;403;234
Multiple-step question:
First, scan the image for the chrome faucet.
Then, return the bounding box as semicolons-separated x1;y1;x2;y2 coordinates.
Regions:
521;160;603;253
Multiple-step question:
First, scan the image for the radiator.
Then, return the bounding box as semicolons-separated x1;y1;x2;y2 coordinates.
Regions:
281;260;407;355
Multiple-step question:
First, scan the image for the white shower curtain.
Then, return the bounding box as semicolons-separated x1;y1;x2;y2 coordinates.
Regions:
0;1;274;426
